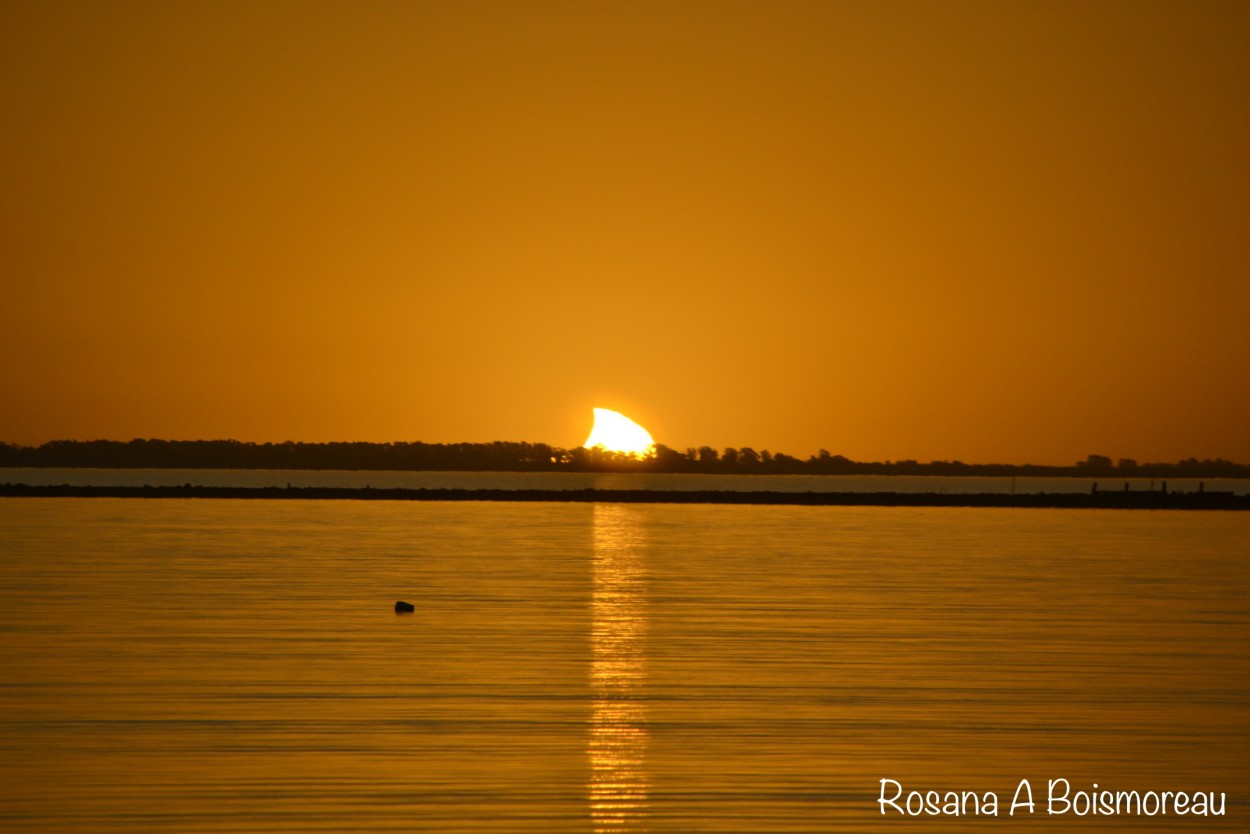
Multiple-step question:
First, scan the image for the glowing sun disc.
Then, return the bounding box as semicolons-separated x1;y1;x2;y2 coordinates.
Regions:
583;408;655;457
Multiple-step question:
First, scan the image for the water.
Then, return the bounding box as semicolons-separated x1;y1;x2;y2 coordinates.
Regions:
2;497;1247;832
4;467;1247;495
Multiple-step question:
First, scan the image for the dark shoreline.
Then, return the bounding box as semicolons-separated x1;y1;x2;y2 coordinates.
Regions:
6;439;1248;479
2;483;1247;510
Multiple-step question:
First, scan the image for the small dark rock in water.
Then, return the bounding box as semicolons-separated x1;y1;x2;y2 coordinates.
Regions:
394;600;415;614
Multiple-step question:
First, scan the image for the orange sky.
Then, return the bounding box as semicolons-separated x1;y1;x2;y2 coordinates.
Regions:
3;1;1248;464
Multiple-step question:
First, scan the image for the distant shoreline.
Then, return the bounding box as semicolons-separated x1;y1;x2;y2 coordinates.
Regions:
2;483;1246;510
4;440;1247;479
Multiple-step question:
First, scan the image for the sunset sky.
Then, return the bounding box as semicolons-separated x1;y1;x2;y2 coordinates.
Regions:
3;1;1248;465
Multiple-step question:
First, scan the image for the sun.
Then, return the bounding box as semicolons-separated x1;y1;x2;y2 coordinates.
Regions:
582;408;656;458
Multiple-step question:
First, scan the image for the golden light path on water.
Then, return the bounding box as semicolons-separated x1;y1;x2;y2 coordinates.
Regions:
589;503;649;830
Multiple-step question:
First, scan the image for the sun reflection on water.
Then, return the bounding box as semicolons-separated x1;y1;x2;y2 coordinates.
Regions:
589;503;649;830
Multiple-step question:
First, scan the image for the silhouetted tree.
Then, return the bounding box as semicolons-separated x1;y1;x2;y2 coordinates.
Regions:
651;444;689;470
772;452;803;472
1078;454;1114;474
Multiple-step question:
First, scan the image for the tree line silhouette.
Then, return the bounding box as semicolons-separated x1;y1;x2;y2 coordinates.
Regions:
1;440;1246;478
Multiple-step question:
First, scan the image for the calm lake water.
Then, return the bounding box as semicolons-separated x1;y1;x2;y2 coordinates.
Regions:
4;467;1247;495
2;497;1247;832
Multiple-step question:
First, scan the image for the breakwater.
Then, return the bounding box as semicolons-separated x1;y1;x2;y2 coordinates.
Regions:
2;483;1246;509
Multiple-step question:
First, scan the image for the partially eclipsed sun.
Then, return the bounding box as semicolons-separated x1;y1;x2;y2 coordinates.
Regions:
582;408;656;457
